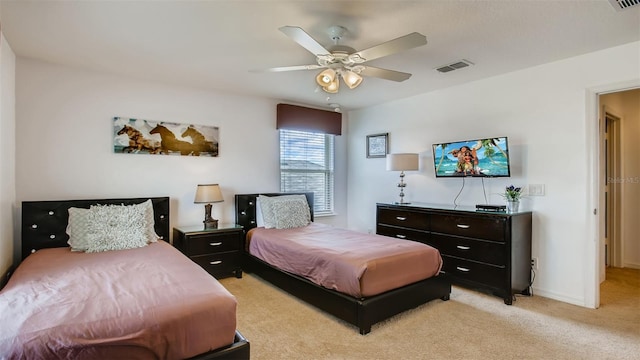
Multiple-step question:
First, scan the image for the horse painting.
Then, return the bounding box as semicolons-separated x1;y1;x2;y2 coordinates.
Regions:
116;125;161;154
181;126;218;156
149;124;194;155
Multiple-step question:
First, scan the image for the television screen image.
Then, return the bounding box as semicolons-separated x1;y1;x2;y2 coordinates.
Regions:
432;137;511;177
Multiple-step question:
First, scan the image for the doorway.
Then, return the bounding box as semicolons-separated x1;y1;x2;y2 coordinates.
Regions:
604;110;622;268
598;88;640;306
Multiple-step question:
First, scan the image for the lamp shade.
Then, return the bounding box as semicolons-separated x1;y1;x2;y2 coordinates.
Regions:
194;184;224;203
316;69;336;86
323;77;339;93
386;153;419;171
342;70;363;89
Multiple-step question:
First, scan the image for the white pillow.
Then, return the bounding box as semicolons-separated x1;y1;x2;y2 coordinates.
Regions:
85;203;148;253
256;197;265;227
260;194;311;229
134;199;160;242
66;199;158;252
258;195;277;228
66;207;92;251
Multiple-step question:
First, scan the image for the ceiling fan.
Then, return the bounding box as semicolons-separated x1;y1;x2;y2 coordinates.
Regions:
254;25;427;93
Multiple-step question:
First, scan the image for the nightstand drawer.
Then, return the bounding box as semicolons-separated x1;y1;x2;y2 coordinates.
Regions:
377;208;429;231
191;252;240;276
173;225;244;279
431;214;505;242
187;233;240;256
429;233;506;265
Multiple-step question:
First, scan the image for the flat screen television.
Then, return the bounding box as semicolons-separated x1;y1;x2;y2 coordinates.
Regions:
432;136;511;177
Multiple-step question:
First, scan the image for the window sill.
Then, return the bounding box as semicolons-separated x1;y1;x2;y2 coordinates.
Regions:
315;212;336;218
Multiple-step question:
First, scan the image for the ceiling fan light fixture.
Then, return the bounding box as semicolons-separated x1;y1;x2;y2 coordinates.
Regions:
316;69;336;86
322;78;340;93
343;70;363;89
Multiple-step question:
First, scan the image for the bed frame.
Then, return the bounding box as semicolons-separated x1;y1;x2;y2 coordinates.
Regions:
20;196;250;360
235;193;451;335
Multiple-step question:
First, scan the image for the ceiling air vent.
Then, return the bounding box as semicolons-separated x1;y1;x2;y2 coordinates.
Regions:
436;60;474;73
607;0;640;11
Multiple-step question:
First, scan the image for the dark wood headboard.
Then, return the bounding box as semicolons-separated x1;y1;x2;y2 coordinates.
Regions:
234;193;314;231
21;197;170;260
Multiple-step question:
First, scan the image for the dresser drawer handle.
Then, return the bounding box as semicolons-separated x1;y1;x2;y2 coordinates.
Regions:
396;216;407;221
210;260;222;265
456;224;470;229
456;266;470;272
209;242;223;246
456;245;471;250
395;234;407;239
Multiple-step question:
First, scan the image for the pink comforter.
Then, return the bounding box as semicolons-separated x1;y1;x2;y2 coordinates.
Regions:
0;241;237;360
248;223;442;298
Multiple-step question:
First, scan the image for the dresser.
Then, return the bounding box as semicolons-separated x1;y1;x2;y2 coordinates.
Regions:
173;224;244;279
376;203;532;305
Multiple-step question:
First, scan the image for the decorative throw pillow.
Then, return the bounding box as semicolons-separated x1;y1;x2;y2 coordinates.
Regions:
85;203;148;253
258;195;277;229
66;207;92;251
269;195;311;229
256;197;265;227
133;199;160;242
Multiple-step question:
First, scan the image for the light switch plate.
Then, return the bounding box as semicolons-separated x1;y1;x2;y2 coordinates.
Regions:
528;184;545;196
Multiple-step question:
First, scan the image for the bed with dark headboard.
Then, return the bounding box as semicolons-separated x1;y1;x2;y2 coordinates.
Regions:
6;196;250;360
21;197;171;260
235;192;451;335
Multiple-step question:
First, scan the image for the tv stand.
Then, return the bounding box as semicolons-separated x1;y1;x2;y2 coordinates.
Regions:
376;202;532;305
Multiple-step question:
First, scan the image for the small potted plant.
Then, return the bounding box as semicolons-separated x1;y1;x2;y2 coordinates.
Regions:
502;185;523;213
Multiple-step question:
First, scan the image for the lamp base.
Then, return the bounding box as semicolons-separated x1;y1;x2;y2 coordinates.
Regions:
393;202;411;205
203;203;218;229
204;219;219;230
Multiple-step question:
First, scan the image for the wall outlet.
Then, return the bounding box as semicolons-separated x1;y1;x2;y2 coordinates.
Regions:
531;257;538;269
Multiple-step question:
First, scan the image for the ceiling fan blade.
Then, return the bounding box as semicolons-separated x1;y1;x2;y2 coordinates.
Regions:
250;64;325;73
279;26;331;56
351;32;427;62
359;66;412;82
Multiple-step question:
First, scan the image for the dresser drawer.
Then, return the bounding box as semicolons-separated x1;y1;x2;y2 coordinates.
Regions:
377;208;429;231
431;214;506;242
187;233;240;256
377;224;429;243
191;252;239;276
442;255;506;289
429;233;506;266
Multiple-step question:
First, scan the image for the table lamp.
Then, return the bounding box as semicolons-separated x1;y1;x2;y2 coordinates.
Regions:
386;153;419;204
194;184;224;229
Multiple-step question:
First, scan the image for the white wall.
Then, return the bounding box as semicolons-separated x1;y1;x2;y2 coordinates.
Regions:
0;32;16;276
347;41;640;307
14;58;348;263
600;89;640;269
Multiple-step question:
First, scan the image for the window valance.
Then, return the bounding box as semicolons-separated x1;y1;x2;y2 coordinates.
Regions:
276;103;342;135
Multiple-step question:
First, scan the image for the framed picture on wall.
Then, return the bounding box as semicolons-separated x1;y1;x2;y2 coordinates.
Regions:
366;133;388;158
113;117;219;157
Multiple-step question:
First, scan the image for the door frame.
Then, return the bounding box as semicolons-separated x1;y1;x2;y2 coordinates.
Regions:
604;109;623;269
586;80;640;308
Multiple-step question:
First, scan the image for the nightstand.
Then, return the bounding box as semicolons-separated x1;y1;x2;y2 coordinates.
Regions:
173;224;244;279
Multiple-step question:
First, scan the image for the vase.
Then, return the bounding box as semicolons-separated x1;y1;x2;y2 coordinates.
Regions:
506;200;520;213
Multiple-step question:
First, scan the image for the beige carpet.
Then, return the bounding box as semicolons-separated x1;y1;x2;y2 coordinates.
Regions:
219;268;640;360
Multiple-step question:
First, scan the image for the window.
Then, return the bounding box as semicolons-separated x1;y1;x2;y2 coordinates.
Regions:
279;129;335;215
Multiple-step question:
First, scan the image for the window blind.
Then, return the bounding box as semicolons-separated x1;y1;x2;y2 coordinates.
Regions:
279;129;335;215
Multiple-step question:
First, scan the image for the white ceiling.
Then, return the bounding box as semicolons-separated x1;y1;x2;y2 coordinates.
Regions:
1;1;639;111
